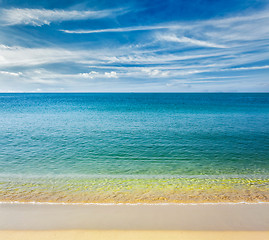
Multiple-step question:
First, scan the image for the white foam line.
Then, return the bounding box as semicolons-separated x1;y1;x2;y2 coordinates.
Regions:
0;201;268;206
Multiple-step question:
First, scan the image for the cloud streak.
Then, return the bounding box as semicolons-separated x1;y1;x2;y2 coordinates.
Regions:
61;8;269;37
0;46;79;67
61;24;183;34
0;8;124;26
0;70;22;76
159;34;227;48
225;65;269;71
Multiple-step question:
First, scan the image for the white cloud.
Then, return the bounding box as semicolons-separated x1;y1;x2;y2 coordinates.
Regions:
159;34;227;48
99;53;223;64
80;71;98;79
61;8;269;45
224;65;269;71
61;24;183;34
0;8;123;26
0;44;17;49
0;70;22;76
141;68;170;77
0;46;83;67
202;9;269;27
80;71;118;79
104;71;118;78
195;76;247;80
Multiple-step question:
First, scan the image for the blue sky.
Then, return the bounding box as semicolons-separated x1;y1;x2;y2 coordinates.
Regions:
0;0;268;92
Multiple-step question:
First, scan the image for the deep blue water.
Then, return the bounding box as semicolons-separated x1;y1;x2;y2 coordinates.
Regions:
0;93;269;178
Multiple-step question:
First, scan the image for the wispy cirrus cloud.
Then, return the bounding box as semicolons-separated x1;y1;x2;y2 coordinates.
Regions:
61;8;269;36
0;8;124;26
158;34;227;48
0;70;22;76
224;65;269;71
1;4;269;92
61;8;269;50
0;42;225;68
0;46;79;67
60;24;183;34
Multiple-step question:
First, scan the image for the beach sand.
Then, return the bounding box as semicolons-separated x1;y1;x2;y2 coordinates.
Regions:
1;230;269;240
0;202;268;239
1;202;269;230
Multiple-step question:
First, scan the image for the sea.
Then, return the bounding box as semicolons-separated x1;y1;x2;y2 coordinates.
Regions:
0;93;268;203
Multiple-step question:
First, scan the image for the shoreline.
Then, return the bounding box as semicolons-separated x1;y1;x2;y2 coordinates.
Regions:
1;200;269;205
1;202;268;231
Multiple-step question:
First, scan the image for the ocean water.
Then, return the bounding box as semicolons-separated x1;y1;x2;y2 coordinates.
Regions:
0;93;268;203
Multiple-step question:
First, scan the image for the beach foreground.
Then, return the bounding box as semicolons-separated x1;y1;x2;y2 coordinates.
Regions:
1;203;268;230
1;203;268;240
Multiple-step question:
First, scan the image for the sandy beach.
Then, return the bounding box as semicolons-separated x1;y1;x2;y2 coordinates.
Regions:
1;230;269;240
0;202;269;239
1;202;269;230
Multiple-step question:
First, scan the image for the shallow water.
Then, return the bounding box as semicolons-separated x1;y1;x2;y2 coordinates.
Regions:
0;93;268;202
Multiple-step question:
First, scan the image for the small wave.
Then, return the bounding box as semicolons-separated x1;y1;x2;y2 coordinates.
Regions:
0;201;268;206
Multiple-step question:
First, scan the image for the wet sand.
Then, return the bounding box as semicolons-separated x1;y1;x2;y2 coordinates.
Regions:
0;202;268;230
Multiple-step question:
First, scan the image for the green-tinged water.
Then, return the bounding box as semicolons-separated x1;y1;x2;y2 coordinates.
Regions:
0;93;268;203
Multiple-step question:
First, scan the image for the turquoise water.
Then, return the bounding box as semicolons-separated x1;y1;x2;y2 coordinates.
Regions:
0;93;269;202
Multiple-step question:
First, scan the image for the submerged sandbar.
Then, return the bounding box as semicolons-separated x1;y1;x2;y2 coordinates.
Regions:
1;176;268;203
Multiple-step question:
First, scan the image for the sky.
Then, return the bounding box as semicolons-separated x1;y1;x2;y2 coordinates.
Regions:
0;0;269;92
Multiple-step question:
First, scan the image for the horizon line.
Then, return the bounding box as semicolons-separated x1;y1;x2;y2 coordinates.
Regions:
0;92;269;94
